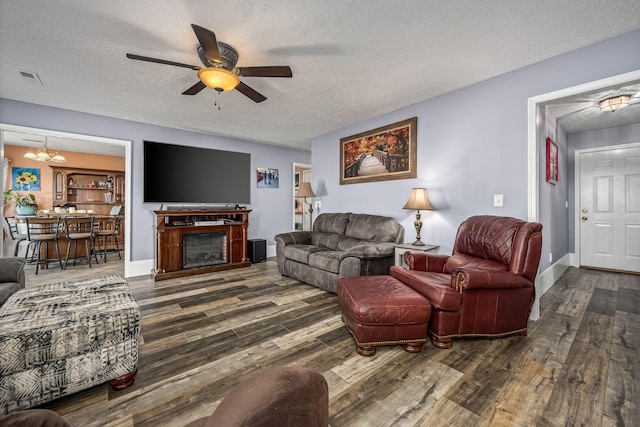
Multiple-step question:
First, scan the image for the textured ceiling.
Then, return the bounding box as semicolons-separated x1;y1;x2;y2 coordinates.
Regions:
1;0;640;152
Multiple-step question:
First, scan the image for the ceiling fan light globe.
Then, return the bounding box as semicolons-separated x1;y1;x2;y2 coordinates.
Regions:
197;68;240;92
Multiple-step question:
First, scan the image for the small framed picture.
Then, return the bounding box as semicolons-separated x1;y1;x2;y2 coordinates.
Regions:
546;137;558;184
294;172;300;188
12;167;41;191
257;168;279;188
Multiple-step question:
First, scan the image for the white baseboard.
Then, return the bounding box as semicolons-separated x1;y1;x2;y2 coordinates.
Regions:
530;253;572;321
267;244;276;258
539;253;572;296
125;259;154;278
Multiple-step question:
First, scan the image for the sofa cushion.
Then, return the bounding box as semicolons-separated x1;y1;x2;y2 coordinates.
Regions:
312;213;351;234
345;213;402;243
390;266;461;311
311;232;345;250
284;244;330;264
308;251;348;273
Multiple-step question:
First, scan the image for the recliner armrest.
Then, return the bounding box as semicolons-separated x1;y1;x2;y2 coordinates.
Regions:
452;267;533;293
404;251;449;272
274;231;312;246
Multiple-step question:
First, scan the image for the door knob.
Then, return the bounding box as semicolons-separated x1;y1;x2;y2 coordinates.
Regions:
581;208;588;213
581;216;588;221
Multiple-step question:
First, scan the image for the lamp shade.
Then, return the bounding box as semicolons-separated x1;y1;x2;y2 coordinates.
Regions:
197;67;240;92
403;188;433;210
50;153;67;163
296;182;316;198
599;95;630;112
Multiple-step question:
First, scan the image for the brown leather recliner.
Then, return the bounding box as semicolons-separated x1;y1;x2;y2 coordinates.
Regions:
390;215;543;349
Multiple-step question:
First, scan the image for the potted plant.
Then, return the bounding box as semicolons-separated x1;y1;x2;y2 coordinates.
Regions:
3;188;37;215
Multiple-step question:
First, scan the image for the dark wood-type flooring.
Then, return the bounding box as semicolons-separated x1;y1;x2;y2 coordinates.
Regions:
18;258;640;426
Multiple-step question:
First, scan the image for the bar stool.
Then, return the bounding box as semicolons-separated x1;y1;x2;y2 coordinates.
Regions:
63;216;99;268
25;217;64;274
4;216;28;256
94;215;123;262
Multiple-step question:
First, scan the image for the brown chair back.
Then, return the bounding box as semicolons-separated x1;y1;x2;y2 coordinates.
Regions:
448;215;543;281
26;217;61;241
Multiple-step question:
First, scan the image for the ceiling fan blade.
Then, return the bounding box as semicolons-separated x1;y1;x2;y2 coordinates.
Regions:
235;81;267;103
236;66;292;78
182;81;207;95
126;53;200;70
191;24;222;64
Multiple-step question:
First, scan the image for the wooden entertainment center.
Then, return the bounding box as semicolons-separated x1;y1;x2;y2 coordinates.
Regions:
152;209;251;281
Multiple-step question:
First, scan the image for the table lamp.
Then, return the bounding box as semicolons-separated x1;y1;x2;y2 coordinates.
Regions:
402;187;433;246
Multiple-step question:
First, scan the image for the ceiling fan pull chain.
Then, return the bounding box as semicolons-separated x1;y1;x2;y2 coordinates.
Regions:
214;88;222;110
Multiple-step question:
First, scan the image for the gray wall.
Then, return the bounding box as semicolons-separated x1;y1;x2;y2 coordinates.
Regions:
311;29;640;272
566;122;640;251
538;106;569;267
0;99;310;261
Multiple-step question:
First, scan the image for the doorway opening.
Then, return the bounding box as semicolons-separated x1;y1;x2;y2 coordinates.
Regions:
0;124;132;276
292;162;312;231
526;69;640;319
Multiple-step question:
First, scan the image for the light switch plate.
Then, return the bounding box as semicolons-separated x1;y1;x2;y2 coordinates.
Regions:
494;194;504;207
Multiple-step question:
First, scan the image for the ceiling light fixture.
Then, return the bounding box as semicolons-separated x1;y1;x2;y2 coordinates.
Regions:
23;137;66;163
599;95;630;112
197;68;240;92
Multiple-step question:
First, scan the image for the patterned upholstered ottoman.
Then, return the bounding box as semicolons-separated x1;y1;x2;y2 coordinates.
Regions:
0;275;139;415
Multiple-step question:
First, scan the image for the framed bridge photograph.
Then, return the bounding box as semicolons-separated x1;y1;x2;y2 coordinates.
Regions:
340;117;417;185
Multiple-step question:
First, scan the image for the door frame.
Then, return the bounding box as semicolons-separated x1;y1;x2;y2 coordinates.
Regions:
574;141;640;269
0;123;133;276
292;162;311;231
526;69;640;320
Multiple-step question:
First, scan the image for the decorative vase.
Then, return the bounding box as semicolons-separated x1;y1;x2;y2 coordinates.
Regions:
16;205;37;216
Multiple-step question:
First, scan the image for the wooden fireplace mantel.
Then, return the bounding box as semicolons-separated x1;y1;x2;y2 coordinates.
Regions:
152;209;252;281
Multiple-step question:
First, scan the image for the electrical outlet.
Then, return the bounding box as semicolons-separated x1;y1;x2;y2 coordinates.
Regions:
315;201;321;209
493;194;504;207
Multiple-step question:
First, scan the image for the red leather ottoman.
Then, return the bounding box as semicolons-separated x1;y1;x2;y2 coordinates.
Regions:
338;275;432;356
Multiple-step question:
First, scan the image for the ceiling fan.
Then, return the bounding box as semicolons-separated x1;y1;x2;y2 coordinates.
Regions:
126;24;292;103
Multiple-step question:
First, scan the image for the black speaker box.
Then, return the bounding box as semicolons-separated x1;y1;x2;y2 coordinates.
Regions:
248;239;267;263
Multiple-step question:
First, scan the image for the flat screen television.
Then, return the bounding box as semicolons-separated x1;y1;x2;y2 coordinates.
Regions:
144;140;251;205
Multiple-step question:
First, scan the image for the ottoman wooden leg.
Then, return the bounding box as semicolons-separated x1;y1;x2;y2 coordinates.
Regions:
110;370;137;391
356;345;376;357
401;342;423;353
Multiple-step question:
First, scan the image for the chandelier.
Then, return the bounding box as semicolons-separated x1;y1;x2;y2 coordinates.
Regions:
23;137;66;163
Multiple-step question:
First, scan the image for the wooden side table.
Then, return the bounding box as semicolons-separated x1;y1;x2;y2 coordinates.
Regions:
394;243;440;267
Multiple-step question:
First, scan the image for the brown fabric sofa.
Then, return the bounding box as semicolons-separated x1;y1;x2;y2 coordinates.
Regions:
0;367;328;427
390;215;543;348
275;212;404;293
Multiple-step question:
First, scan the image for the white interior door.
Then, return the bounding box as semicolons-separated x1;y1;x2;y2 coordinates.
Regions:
579;145;640;272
